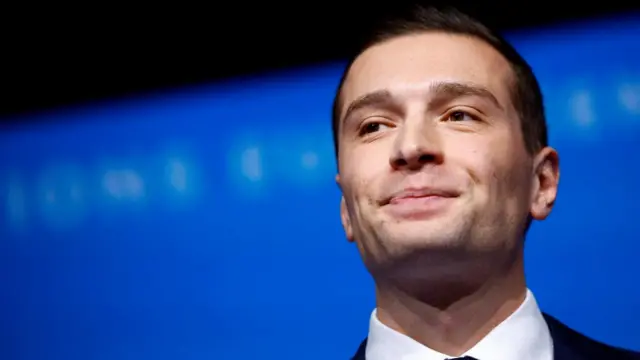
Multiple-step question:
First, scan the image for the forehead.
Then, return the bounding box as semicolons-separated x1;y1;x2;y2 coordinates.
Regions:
340;32;515;119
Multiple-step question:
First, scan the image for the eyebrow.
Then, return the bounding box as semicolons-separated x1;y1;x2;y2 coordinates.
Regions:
341;81;503;123
428;81;503;111
342;89;395;124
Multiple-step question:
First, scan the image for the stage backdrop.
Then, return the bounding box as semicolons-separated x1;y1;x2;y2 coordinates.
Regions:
1;15;639;360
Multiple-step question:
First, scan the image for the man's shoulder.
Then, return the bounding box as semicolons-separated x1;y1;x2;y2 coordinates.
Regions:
350;315;640;360
543;313;640;359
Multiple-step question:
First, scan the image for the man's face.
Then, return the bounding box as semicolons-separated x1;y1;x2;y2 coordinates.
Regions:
336;32;558;275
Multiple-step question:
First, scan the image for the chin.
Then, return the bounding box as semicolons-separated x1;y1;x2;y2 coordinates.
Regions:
382;222;467;249
364;231;471;281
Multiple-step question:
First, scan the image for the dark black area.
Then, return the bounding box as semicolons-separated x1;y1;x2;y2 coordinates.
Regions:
2;2;639;122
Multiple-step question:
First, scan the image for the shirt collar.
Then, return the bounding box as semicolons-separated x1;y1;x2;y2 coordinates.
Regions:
366;289;553;360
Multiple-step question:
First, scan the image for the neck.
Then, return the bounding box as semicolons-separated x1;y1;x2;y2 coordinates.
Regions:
374;250;526;356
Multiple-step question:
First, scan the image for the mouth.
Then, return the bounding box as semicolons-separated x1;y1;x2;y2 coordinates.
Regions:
381;187;460;206
380;187;459;219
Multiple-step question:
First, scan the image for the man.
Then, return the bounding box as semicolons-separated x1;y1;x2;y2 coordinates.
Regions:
331;5;640;360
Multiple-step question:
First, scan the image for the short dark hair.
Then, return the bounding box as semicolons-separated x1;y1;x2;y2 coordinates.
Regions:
331;5;547;161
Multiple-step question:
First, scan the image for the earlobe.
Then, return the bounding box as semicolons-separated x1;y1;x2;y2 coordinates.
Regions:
337;173;354;242
530;147;560;220
340;197;354;242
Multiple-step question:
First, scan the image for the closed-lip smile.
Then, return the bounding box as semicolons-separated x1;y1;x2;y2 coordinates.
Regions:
380;187;460;219
382;187;459;206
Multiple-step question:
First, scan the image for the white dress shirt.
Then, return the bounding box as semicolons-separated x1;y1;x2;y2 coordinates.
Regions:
365;289;553;360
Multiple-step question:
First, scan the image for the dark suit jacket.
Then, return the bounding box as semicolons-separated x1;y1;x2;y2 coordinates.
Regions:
351;313;640;359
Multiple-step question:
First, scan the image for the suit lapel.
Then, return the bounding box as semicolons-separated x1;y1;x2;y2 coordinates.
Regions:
543;313;588;360
351;339;367;360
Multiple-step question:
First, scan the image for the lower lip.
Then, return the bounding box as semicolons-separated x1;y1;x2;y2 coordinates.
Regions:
384;196;454;219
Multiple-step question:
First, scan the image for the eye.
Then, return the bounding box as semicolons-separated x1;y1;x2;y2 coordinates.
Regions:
447;110;475;122
359;122;391;136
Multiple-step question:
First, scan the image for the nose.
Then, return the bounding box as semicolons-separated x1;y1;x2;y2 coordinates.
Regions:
389;120;443;171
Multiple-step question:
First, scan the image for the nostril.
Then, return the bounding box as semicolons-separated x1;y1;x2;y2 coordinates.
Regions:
391;151;441;169
393;158;408;167
418;154;435;163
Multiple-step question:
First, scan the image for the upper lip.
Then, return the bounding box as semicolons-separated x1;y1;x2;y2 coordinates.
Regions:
382;187;459;205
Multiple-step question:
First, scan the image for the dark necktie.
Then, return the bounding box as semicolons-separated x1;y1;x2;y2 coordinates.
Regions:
446;357;479;360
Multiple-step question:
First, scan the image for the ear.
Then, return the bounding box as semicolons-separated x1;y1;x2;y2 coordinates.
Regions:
336;174;354;242
530;147;560;220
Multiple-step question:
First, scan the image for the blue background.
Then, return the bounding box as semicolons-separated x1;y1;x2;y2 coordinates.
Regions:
1;15;640;359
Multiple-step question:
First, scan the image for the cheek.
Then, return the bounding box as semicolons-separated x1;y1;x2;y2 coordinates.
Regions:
451;135;530;198
489;136;532;195
446;139;490;189
341;154;386;208
342;145;387;182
